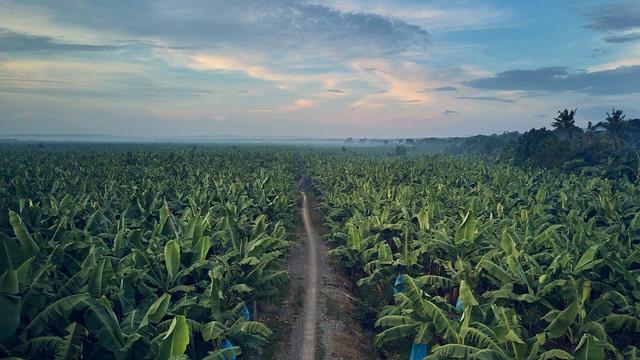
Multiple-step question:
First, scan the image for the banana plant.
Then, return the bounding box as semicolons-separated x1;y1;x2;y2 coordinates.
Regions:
1;147;298;359
305;152;640;358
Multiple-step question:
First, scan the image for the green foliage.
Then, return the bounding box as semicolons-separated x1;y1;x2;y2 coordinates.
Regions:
552;108;583;142
0;145;298;359
158;316;190;360
514;128;573;168
164;240;180;284
446;108;640;181
306;151;640;358
394;145;408;156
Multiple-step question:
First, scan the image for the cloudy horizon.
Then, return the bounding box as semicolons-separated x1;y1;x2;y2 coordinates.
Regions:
1;0;639;138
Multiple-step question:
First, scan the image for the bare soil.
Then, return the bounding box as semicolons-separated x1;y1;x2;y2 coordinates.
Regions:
258;180;377;359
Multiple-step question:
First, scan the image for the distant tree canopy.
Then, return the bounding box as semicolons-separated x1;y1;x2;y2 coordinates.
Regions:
393;145;408;156
448;108;640;181
513;128;572;168
448;132;519;156
551;108;583;141
596;109;633;150
340;108;639;180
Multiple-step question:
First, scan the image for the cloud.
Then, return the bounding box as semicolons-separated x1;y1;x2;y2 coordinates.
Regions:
186;54;290;83
457;96;515;103
433;86;458;92
321;0;512;32
0;83;215;99
581;2;640;43
0;86;212;99
581;2;640;32
10;0;429;57
416;86;458;94
253;98;317;112
586;48;611;58
588;57;640;72
602;32;640;43
443;109;458;116
464;65;640;95
0;59;145;78
349;58;433;108
0;28;121;52
161;50;351;91
287;99;316;110
0;59;215;100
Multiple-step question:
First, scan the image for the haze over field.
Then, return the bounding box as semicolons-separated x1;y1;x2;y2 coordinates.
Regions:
1;0;639;138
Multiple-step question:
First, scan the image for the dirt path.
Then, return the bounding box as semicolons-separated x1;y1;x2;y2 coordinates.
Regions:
264;183;377;360
293;188;378;360
300;192;319;359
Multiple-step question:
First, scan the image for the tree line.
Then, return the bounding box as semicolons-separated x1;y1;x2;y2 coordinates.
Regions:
449;109;640;180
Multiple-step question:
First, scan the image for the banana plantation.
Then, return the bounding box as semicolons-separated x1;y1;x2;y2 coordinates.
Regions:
2;144;640;359
0;146;297;359
305;152;640;359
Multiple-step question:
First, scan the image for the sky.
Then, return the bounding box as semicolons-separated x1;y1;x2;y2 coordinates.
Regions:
1;0;639;138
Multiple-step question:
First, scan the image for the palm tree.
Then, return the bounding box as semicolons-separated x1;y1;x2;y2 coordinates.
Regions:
595;109;631;150
629;118;640;147
552;109;577;129
585;121;595;146
551;109;581;141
